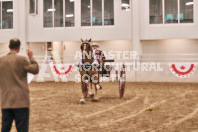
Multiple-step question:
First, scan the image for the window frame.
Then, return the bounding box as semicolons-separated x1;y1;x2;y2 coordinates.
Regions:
29;0;38;15
0;0;14;30
80;0;115;27
65;0;75;27
92;0;103;26
149;0;194;25
43;0;75;28
80;0;91;26
43;0;53;28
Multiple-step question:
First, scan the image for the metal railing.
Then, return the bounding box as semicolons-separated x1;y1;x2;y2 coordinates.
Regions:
1;51;198;64
139;54;198;63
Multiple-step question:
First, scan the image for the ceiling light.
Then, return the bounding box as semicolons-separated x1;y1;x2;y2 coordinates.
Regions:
186;2;193;5
7;9;13;12
121;3;130;7
66;14;74;17
47;9;56;12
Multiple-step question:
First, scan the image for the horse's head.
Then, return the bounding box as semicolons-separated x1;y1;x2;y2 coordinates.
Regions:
80;38;92;53
80;38;93;63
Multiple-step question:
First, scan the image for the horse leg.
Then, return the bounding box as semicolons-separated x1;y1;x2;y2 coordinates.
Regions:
89;81;94;98
96;71;102;90
93;83;99;101
79;71;87;104
92;73;102;101
80;80;86;104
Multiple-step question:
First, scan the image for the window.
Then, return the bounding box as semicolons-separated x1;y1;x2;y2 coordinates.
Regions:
54;0;63;27
65;0;75;27
121;0;130;11
165;0;178;23
180;0;193;23
149;0;162;24
44;0;53;27
93;0;102;26
43;0;75;28
30;0;38;14
0;1;13;29
149;0;194;24
81;0;114;26
104;0;114;25
81;0;91;26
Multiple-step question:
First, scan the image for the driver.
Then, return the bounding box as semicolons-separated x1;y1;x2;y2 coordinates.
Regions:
91;42;105;66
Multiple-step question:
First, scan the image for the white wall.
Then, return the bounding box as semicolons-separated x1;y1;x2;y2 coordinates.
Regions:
61;39;198;83
141;39;198;54
28;42;46;61
140;0;198;40
99;40;132;52
28;41;64;63
1;0;198;83
63;40;133;63
28;42;45;55
140;39;198;62
62;41;80;65
29;42;64;81
62;40;134;82
137;39;198;83
135;64;198;83
0;43;9;56
27;0;132;42
26;39;198;83
1;0;198;42
52;41;63;58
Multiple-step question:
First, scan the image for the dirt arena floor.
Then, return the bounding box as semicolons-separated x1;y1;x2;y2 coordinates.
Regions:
0;82;198;132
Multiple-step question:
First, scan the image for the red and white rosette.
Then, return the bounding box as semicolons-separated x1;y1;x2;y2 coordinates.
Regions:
169;63;197;78
50;64;74;78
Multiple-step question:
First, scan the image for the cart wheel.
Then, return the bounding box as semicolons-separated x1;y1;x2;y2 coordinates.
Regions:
119;64;126;98
116;71;118;82
119;79;125;98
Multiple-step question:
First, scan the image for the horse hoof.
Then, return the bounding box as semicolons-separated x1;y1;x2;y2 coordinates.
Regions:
80;99;85;104
89;94;94;98
96;84;102;90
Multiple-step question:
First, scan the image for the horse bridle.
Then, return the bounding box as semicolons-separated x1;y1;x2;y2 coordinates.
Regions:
82;42;90;53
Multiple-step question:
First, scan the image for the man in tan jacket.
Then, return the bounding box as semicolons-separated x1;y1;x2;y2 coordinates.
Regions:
0;38;39;132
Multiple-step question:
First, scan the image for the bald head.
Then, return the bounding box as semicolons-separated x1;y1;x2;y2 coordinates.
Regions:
9;38;21;50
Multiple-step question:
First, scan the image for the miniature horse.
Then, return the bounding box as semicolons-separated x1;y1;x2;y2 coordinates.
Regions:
79;39;102;104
